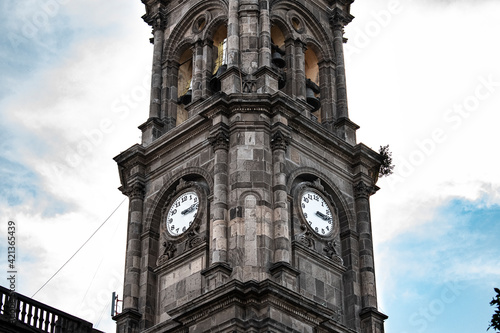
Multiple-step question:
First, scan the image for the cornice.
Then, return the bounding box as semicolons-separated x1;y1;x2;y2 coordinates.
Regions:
293;241;347;273
166;279;344;327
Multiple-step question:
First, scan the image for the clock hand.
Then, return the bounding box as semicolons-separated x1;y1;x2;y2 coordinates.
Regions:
181;204;196;215
315;211;331;221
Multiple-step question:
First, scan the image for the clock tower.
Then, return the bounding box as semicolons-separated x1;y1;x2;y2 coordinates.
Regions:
113;0;387;332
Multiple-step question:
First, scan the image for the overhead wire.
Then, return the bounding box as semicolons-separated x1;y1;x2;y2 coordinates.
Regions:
31;198;126;298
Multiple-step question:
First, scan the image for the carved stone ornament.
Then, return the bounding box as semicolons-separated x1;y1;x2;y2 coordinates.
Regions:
157;241;177;266
242;75;257;93
354;181;374;199
209;130;230;151
324;241;344;265
124;183;145;200
295;226;315;249
330;8;354;28
186;226;206;249
271;130;290;151
142;5;167;31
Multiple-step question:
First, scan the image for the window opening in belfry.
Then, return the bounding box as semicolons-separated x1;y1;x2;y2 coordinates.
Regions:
210;25;228;92
177;48;193;124
271;25;286;89
305;48;321;120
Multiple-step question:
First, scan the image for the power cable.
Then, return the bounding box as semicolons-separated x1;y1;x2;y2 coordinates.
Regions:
31;198;126;298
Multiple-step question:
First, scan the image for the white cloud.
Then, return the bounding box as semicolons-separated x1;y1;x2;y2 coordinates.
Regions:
1;0;499;332
347;0;500;243
0;1;150;331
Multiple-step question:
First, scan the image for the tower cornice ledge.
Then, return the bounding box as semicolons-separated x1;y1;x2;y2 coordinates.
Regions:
142;279;356;333
359;307;389;321
352;143;384;185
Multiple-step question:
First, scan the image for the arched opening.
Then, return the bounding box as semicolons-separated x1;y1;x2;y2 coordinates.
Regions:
271;25;286;89
210;25;228;93
177;48;193;124
305;48;321;121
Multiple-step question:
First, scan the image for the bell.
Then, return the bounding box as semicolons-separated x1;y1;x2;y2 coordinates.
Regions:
306;87;321;111
271;51;286;68
179;89;192;105
210;64;227;92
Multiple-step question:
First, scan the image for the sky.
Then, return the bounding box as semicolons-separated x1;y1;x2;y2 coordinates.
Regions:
0;1;499;332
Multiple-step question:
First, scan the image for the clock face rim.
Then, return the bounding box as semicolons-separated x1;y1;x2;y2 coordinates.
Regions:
165;190;200;237
299;188;336;237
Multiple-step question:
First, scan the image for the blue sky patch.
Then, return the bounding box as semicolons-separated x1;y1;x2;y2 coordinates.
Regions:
382;198;500;333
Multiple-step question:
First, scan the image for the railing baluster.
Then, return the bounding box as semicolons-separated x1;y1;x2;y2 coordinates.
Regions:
0;290;5;315
39;308;46;330
26;303;33;326
0;286;96;332
14;296;20;321
43;309;50;331
50;313;57;333
20;300;27;323
32;306;39;328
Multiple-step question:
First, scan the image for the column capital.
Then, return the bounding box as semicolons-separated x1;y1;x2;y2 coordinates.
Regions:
142;3;168;31
330;8;354;28
209;124;230;151
124;183;145;200
271;129;290;151
353;181;376;199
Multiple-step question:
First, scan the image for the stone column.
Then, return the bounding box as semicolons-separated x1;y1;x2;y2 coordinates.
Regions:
271;129;290;264
294;39;306;100
331;10;350;119
354;181;378;309
192;40;204;101
259;0;271;68
202;122;232;291
139;9;166;146
164;60;179;131
149;20;165;119
227;0;240;67
209;124;230;264
122;183;145;311
318;60;336;130
239;0;260;74
201;40;214;98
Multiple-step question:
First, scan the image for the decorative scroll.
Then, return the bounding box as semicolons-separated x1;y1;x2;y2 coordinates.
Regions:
186;226;206;249
157;241;177;266
295;226;315;249
324;241;343;265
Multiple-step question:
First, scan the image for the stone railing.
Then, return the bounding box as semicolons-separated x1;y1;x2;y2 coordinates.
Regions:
0;285;101;333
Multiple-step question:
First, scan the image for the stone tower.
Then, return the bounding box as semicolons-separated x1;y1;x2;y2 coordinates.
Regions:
113;0;387;332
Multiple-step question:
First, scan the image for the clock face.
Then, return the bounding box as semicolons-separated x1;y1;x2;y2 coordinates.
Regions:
166;191;199;236
300;190;334;236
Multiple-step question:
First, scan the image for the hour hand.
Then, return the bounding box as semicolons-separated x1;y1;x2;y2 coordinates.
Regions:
181;204;195;215
315;211;330;221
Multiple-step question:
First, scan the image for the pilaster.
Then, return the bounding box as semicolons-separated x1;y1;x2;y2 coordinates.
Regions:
331;8;353;119
353;181;380;311
121;183;145;312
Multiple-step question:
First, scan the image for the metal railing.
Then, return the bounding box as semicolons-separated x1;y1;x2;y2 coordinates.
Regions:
0;285;98;333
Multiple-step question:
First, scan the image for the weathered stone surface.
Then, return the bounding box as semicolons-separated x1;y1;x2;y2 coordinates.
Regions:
114;0;387;332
